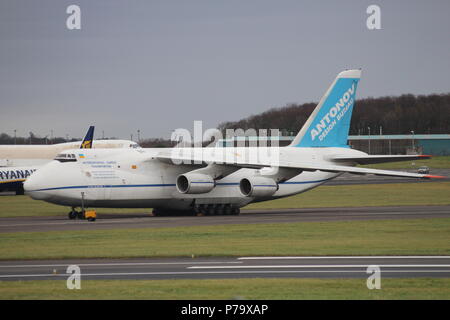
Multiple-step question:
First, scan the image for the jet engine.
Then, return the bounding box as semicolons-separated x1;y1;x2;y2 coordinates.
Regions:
239;176;278;197
176;173;215;194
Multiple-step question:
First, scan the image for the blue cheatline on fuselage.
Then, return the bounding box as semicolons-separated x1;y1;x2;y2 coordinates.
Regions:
27;177;335;193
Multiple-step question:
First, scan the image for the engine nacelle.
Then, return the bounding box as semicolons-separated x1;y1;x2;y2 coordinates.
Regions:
176;173;215;194
239;176;278;197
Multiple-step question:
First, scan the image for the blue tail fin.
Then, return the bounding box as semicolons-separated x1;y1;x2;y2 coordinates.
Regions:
80;126;95;149
290;69;361;148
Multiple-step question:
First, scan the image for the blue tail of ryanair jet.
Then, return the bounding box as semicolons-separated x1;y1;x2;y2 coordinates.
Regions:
80;126;95;149
290;69;361;148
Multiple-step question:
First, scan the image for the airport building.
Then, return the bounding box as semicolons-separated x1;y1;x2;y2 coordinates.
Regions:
217;134;450;155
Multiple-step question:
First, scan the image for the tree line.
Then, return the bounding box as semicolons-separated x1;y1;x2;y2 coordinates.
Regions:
0;132;78;145
218;93;450;136
0;131;176;147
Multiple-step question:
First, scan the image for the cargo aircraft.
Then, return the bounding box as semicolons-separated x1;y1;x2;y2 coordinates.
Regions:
24;70;443;218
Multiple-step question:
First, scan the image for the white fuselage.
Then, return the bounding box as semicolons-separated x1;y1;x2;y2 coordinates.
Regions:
24;146;366;209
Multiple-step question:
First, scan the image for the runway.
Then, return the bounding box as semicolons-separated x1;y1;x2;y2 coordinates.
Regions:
0;205;449;233
1;256;449;281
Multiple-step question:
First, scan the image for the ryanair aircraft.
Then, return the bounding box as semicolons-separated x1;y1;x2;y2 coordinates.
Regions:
0;126;141;194
24;70;444;217
0;126;96;194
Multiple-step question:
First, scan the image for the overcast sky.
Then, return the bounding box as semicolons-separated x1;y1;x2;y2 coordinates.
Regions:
1;0;449;140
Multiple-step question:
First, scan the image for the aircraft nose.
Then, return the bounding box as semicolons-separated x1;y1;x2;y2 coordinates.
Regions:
24;170;51;200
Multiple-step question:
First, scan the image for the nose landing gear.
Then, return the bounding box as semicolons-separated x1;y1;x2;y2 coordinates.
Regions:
68;207;96;221
68;208;84;220
66;191;96;221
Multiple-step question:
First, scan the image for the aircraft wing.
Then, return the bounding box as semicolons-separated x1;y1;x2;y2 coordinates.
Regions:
277;162;442;179
156;151;445;179
330;154;432;165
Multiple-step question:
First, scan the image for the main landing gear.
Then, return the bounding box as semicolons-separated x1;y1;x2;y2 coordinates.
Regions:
194;204;240;216
152;204;240;217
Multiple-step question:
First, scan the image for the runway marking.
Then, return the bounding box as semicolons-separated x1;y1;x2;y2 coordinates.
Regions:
188;264;450;269
238;256;450;260
0;261;243;268
2;258;449;268
1;270;450;279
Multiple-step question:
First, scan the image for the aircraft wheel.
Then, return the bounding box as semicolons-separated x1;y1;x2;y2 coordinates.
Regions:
215;206;225;215
199;206;207;215
231;208;240;215
206;206;216;216
193;206;202;216
68;211;77;220
77;211;85;219
224;206;232;215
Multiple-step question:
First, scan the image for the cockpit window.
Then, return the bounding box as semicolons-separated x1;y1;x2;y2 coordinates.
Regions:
130;143;140;149
54;153;77;162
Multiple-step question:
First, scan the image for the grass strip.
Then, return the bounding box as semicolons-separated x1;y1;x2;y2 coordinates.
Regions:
0;218;449;260
1;278;449;300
